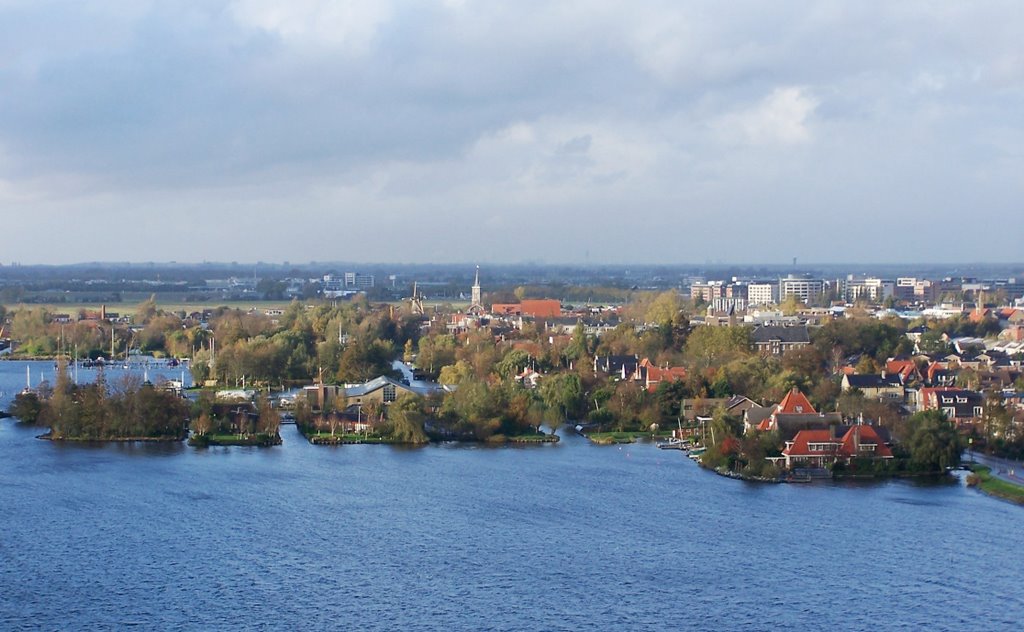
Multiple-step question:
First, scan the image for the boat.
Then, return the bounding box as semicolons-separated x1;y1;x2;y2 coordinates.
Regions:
656;438;691;450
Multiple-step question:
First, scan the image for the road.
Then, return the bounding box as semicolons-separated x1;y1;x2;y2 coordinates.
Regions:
966;452;1024;486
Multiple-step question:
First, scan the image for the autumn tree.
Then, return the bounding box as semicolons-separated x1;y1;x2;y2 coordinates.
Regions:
257;393;280;437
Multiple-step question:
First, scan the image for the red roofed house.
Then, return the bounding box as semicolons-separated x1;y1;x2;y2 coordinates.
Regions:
969;307;993;324
634;358;687;392
885;359;921;383
776;387;816;414
756;388;820;432
781;424;894;469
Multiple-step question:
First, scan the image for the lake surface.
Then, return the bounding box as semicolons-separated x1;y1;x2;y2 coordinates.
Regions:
1;361;1023;631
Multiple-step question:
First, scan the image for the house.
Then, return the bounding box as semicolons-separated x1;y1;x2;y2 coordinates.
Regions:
724;395;760;417
885;359;921;383
743;405;775;433
632;358;687;391
781;424;894;469
925;362;957;387
751;325;811;356
775;387;816;415
918;387;985;427
766;412;845;440
345;376;421;406
303;376;423;411
593;354;639;378
841;373;905;401
680;398;732;421
753;388;845;438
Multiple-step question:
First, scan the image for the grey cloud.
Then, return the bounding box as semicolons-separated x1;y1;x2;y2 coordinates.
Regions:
0;1;1021;264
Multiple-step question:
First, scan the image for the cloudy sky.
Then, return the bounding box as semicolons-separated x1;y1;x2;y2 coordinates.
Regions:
0;1;1021;265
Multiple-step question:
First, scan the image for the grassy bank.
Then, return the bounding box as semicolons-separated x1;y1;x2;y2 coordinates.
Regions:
305;432;399;445
967;464;1024;505
489;433;559;444
585;430;672;445
189;433;282;447
40;433;186;443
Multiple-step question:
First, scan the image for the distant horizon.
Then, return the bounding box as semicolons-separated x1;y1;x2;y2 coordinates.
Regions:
2;259;1023;274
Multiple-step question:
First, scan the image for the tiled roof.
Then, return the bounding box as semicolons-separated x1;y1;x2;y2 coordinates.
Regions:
776;388;816;414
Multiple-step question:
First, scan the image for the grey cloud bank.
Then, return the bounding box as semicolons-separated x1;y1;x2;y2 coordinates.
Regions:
0;1;1020;265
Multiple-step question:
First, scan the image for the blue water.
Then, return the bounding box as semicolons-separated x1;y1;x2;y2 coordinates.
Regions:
1;361;1022;630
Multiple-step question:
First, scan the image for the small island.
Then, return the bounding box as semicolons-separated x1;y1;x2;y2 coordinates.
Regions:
10;361;189;442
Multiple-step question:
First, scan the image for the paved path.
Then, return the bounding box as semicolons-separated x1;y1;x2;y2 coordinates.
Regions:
966;452;1024;486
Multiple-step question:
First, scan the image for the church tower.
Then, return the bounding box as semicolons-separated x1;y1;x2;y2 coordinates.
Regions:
469;266;483;313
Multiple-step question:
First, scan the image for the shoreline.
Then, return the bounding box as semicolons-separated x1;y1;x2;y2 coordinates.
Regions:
38;433;186;443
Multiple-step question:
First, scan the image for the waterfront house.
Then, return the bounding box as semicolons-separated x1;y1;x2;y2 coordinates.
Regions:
755;388;842;437
781;424;894;469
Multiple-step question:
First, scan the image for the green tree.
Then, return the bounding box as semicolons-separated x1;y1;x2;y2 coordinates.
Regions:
495;349;531;380
683;325;751;372
540;373;583;422
257;393;280;437
438;360;473;385
383;393;429;444
8;392;42;424
906;410;962;471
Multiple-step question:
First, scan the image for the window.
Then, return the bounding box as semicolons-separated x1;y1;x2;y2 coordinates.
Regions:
943;407;955;419
974;406;983;417
382;383;397;403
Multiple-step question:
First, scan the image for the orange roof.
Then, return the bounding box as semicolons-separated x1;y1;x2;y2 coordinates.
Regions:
885;359;917;380
491;303;522;316
776;388;816;415
644;365;687;391
783;426;892;460
782;429;834;457
839;425;893;459
520;299;562;318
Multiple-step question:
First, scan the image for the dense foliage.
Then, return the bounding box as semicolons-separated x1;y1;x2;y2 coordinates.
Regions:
29;364;191;440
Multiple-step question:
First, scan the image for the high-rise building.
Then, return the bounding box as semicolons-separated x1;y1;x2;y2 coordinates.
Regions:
748;283;779;306
779;275;824;304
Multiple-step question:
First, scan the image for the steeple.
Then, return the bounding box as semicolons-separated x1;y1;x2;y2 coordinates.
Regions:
469;265;483;313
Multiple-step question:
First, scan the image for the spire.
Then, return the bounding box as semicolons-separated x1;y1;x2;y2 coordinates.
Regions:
469;265;483;313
